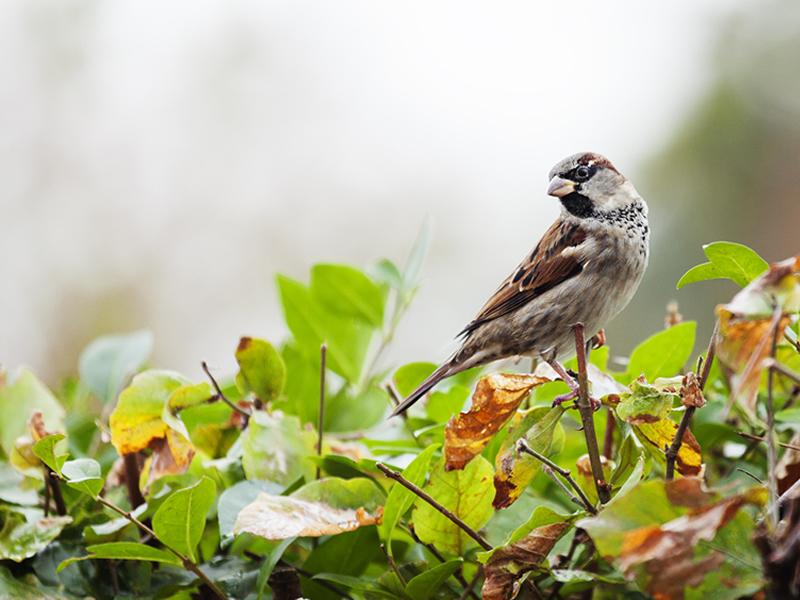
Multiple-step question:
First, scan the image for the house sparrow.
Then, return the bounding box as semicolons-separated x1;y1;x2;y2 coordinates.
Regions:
391;152;649;417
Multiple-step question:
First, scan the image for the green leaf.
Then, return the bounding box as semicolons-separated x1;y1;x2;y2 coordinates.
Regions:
311;264;385;327
0;462;38;506
627;321;696;381
0;368;65;457
241;410;316;485
393;362;437;397
62;458;103;498
292;477;384;512
278;343;321;425
256;537;295;600
276;275;372;383
217;480;282;542
152;477;216;562
78;330;154;404
505;506;575;547
234;337;286;402
58;542;181;572
427;385;470;422
404;558;462;600
776;407;800;423
324;384;388;432
379;444;439;550
32;434;68;476
0;508;71;562
677;242;768;289
372;259;403;290
412;456;494;555
0;565;80;599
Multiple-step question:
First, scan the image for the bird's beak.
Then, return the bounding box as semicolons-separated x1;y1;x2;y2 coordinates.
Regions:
547;176;576;198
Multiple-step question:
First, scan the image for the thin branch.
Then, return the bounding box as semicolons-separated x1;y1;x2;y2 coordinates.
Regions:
402;524;480;600
766;359;800;386
766;305;783;527
736;431;800;452
47;470;67;516
516;439;596;514
316;344;327;480
380;543;406;586
201;361;252;418
572;323;610;504
94;495;228;599
122;453;145;509
666;323;717;480
458;570;482;600
385;383;423;447
42;465;51;516
376;462;492;551
736;467;764;484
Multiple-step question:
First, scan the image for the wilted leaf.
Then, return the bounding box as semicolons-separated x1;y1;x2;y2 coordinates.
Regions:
109;370;188;455
235;337;286;403
0;507;71;562
380;444;438;551
152;477;216;562
218;480;283;542
241;410;316;485
715;255;800;413
78;330;154;404
413;457;494;555
235;477;383;539
627;322;697;382
680;372;706;408
144;429;196;489
0;369;65;457
481;521;571;600
616;381;702;476
445;373;550;471
493;407;564;509
677;242;769;289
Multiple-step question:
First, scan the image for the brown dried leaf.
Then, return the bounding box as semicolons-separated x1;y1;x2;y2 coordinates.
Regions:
643;548;725;600
234;492;381;540
144;429;196;491
680;373;705;408
715;255;800;413
482;522;571;600
444;373;549;471
777;433;800;495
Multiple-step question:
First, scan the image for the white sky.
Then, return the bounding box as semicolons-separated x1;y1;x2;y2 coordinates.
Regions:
0;0;758;381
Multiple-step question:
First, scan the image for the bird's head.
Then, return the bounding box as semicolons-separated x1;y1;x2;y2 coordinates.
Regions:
546;152;640;218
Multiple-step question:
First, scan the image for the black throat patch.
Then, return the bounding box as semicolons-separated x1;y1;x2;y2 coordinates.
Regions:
560;192;594;218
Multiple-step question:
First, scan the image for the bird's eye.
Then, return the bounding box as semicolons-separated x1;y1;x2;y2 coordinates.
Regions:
574;166;591;181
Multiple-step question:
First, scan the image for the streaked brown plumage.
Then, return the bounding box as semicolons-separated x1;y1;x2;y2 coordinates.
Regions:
391;152;649;417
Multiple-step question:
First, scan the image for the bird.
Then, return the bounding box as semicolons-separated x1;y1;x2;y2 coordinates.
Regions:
391;151;649;417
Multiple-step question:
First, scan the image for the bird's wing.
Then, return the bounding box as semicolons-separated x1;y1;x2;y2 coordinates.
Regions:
458;220;589;338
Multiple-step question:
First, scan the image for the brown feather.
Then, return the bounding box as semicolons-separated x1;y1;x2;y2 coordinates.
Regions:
458;220;587;337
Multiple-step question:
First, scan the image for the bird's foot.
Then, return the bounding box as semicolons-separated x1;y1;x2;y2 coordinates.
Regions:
552;390;578;408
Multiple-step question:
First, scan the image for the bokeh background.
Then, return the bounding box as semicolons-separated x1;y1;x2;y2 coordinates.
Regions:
2;0;799;384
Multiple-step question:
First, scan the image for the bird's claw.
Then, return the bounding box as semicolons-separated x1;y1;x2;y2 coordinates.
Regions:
591;329;606;350
551;391;601;411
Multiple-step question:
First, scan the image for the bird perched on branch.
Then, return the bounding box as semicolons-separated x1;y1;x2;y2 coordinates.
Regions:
391;152;649;417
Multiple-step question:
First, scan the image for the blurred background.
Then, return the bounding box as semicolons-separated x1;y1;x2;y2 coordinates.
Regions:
2;0;799;384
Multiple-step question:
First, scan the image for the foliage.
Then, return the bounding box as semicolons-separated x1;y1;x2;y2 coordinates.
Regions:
0;238;799;599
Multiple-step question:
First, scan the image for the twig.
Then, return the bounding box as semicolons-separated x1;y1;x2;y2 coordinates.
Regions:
201;361;252;418
123;453;145;509
666;323;717;480
517;439;596;514
572;323;610;504
47;471;67;516
736;431;800;452
316;345;327;480
403;525;480;600
93;495;228;599
380;543;406;585
766;360;800;386
602;409;615;460
458;570;482;600
736;467;764;484
766;305;783;527
385;383;423;447
376;462;492;551
42;465;51;516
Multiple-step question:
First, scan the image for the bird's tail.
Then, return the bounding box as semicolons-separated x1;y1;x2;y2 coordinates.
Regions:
390;362;457;418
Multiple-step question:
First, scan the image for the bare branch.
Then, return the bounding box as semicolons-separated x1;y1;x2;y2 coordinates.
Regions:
766;305;783;527
666;322;718;480
375;462;492;551
201;361;252;418
572;323;610;503
736;431;800;452
316;344;327;480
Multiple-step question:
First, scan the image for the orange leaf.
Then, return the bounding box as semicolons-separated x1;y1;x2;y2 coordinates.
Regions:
444;373;549;471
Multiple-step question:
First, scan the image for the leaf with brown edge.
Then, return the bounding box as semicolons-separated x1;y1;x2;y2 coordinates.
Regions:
616;381;702;476
444;373;550;471
481;522;571;600
493;406;564;509
715;255;800;413
234;477;383;540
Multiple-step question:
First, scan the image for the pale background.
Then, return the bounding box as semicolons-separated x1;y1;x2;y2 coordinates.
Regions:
3;0;798;383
